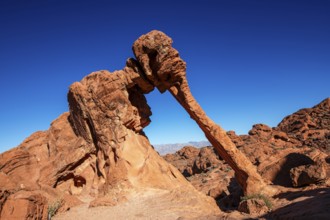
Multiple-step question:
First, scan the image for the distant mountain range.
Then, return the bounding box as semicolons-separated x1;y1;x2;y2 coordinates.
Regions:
154;141;211;155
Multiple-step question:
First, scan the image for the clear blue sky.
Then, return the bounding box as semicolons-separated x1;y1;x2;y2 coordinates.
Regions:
0;0;329;153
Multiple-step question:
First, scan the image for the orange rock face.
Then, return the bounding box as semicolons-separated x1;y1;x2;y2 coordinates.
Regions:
163;146;222;177
164;98;330;215
133;30;271;196
67;69;188;193
0;31;222;219
277;98;330;152
2;29;327;219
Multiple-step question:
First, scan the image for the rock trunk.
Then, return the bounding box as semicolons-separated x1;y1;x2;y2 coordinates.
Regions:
133;30;272;196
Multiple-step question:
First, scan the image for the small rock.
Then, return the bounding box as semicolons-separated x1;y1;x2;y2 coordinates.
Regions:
238;198;269;215
208;186;225;199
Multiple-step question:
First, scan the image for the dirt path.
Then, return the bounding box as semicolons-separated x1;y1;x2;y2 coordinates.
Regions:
54;188;228;220
54;187;330;220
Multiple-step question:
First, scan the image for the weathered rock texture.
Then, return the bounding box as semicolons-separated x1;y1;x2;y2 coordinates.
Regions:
0;31;222;219
290;162;327;187
2;29;328;219
238;198;269;215
133;30;272;196
229;98;330;188
164;146;241;211
163;146;221;177
164;98;330;216
277;97;330;152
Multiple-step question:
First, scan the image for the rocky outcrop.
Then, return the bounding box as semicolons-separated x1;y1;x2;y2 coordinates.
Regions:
277;98;330;152
66;69;188;194
0;31;222;219
290;162;327;187
238;198;270;215
133;30;272;196
2;29;328;219
163;146;221;177
0;191;48;220
230;98;330;187
165;98;330;213
164;146;241;211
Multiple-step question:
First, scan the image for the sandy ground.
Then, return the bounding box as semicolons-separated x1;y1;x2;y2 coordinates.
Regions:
54;187;330;220
53;188;226;220
54;189;173;220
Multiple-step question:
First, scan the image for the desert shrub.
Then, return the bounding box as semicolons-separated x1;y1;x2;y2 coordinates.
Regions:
240;194;272;209
48;198;63;219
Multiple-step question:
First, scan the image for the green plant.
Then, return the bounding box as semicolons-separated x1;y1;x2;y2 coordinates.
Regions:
241;194;272;210
48;199;62;219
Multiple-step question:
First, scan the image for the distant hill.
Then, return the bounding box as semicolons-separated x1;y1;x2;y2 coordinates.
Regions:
154;141;211;155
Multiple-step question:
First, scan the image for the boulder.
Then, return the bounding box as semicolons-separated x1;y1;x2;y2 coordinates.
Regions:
290;162;327;187
238;198;270;215
0;191;47;220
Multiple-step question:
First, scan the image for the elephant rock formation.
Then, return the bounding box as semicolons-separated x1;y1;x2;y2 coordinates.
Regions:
133;30;274;196
0;30;273;219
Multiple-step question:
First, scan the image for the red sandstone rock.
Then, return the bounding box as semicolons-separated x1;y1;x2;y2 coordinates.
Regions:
163;146;221;177
163;146;242;211
1;191;48;220
1;30;329;219
133;30;272;196
277;98;330;152
0;31;222;219
290;162;327;187
165;98;329;215
238;198;269;215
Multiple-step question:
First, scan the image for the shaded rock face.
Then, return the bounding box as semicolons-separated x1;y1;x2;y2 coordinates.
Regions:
164;146;240;211
0;31;222;219
164;98;330;213
163;146;221;177
238;198;269;215
290;162;327;187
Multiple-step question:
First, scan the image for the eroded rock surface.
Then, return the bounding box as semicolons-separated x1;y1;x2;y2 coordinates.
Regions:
0;31;222;219
290;162;327;187
277;98;330;152
163;146;221;177
133;30;271;196
165;98;330;217
1;29;328;219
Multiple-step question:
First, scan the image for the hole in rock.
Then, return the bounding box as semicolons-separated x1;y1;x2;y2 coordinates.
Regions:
326;156;330;164
144;91;207;154
74;176;86;187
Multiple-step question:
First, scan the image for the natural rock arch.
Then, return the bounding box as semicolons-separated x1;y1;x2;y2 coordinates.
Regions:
0;30;276;219
131;30;274;196
67;30;273;196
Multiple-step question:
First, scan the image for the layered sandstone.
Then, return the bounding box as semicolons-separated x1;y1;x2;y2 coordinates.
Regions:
165;98;330;216
133;30;272;196
165;99;330;188
277;97;330;152
0;31;223;219
2;29;326;219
